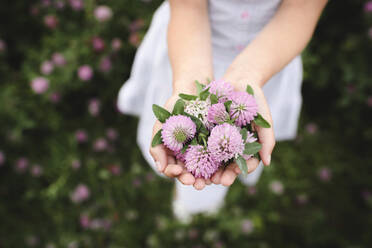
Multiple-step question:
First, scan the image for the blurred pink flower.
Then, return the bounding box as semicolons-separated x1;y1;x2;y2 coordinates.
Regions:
111;38;122;51
129;32;140;47
49;92;61;103
42;0;51;7
133;178;142;187
214;241;224;248
71;159;81;169
99;56;112;72
55;1;65;9
89;218;112;231
15;157;29;173
318;167;332;182
40;60;54;75
241;219;254;234
362;190;371;201
78;65;93;81
69;0;84;11
106;128;118;140
0;39;6;52
101;219;112;231
129;19;145;32
365;1;372;12
367;96;372;107
247;186;257;195
45;243;56;248
108;164;121;175
44;15;58;29
51;52;66;66
92;37;105;52
368;27;372;39
0;151;5;166
269;180;284;195
70;184;90;203
30;6;40;16
80;214;91;228
305;122;318;134
75;129;88;143
25;235;39;246
31;165;43;177
346;84;356;94
188;229;199;239
88;98;101;116
67;241;78;248
93;138;108;151
31;77;49;94
94;6;113;22
146;172;155;182
296;193;308;205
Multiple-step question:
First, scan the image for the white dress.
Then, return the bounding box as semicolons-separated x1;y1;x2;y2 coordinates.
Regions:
117;0;302;215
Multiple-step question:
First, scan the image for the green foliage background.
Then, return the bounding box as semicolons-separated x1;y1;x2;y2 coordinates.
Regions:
0;0;371;247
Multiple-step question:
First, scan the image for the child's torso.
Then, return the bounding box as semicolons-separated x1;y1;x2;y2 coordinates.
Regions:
208;0;281;54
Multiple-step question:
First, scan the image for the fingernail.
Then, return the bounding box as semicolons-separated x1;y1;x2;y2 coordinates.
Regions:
155;161;162;171
267;155;271;166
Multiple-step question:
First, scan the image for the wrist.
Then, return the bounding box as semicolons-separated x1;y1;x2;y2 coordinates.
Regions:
172;77;212;96
223;66;266;91
172;80;197;96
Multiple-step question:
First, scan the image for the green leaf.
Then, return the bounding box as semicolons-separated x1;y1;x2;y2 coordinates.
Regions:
236;155;248;175
210;94;218;104
224;100;232;112
240;128;247;141
191;138;198;145
206;78;211;83
253;153;261;160
253;113;271;128
246;84;254;95
199;87;210;101
151;129;163;147
172;99;185;115
152;104;171;123
179;93;198;101
195;80;205;95
244;142;262;155
180;143;189;154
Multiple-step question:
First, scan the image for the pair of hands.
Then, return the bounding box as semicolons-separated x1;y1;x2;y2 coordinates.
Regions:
149;83;275;190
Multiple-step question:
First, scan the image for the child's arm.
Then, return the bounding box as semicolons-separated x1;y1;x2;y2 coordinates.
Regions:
225;0;328;88
213;0;328;186
168;0;213;94
150;0;213;190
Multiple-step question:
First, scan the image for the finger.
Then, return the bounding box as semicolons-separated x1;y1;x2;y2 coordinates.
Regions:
220;164;238;186
246;158;260;173
164;164;183;178
211;168;223;184
167;155;176;165
257;124;275;166
178;172;195;185
149;120;167;172
149;145;167;172
193;178;206;190
234;164;242;174
205;178;212;185
177;168;195;185
254;90;275;166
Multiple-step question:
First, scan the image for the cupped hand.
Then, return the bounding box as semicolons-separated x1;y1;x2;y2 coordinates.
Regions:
211;84;276;186
149;95;209;190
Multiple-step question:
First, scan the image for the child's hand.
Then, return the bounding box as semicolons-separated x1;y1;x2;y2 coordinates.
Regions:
211;83;275;186
150;94;211;190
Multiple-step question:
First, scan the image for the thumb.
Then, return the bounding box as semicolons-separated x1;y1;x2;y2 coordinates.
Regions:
149;120;167;172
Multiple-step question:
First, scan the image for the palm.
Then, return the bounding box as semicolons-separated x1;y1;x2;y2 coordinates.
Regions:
150;85;275;189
